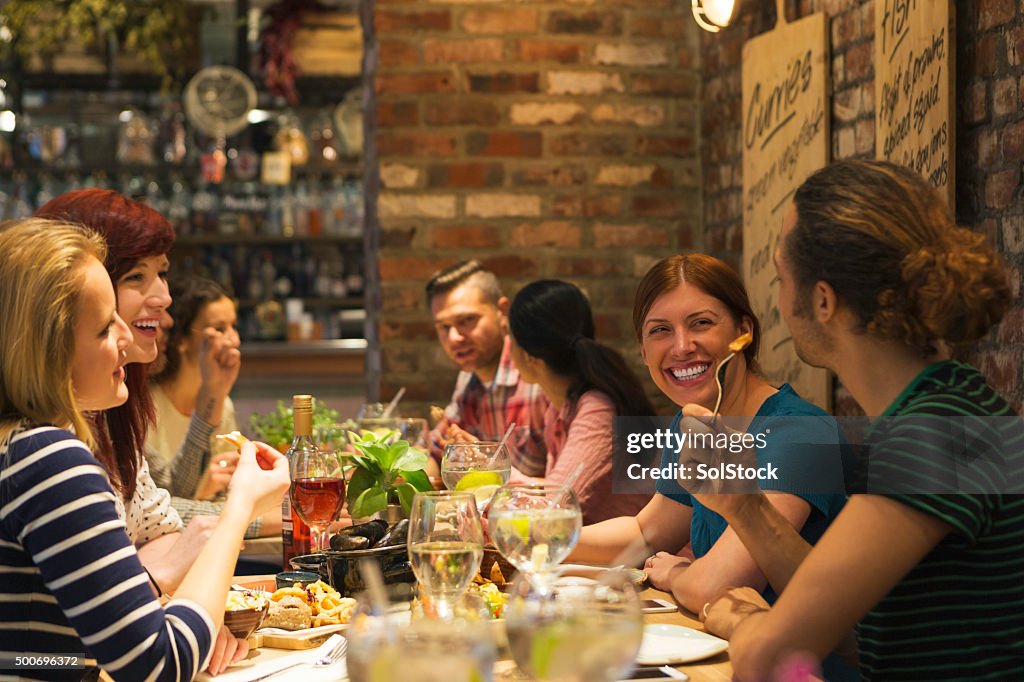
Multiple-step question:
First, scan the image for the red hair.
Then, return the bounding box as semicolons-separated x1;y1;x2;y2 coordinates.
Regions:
36;189;175;501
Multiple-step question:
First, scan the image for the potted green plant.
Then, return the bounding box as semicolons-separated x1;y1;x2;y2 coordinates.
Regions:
344;430;433;520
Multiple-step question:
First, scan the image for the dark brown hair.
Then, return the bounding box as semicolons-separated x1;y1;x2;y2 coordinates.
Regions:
633;254;761;372
152;275;233;386
35;189;175;500
424;259;503;306
790;159;1010;357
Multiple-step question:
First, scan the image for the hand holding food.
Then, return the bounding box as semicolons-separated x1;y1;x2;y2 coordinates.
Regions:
215;430;249;448
227;441;290;517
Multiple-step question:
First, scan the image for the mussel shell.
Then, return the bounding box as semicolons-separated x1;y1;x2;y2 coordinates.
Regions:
373;518;409;548
329;534;371;551
334;519;389;545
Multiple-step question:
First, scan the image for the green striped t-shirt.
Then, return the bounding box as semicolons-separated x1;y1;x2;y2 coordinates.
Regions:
857;361;1024;680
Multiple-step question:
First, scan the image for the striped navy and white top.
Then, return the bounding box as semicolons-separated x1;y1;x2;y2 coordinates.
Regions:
0;425;216;681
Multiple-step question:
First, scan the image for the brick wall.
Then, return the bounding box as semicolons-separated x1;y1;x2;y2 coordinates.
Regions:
701;0;1024;413
372;0;702;414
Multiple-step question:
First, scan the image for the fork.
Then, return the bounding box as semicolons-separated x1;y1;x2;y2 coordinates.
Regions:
249;635;347;681
710;331;754;425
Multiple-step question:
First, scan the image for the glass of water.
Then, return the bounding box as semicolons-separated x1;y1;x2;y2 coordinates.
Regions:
441;441;512;509
505;569;643;682
407;490;484;620
489;484;582;594
347;590;496;682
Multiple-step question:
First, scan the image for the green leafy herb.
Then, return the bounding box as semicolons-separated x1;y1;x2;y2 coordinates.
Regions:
248;398;340;450
344;430;433;518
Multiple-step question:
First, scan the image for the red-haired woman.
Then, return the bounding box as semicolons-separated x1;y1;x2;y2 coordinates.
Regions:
36;190;273;591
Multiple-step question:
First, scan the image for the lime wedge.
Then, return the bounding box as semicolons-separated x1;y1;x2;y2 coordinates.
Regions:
455;470;504;492
530;622;569;678
495;514;531;541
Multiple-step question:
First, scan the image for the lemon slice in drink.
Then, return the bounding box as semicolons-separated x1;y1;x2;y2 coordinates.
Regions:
471;484;501;507
455;470;504;492
494;514;531;541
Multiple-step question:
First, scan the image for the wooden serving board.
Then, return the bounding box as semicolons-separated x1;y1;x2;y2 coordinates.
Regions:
256;624;349;650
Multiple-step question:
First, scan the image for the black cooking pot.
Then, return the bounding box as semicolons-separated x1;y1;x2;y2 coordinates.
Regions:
289;553;328;580
319;544;416;597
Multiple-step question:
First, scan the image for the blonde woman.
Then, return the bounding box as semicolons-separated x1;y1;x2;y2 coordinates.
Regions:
0;219;289;679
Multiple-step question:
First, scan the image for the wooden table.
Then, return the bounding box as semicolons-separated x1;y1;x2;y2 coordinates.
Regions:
223;578;732;681
238;536;282;561
637;587;732;682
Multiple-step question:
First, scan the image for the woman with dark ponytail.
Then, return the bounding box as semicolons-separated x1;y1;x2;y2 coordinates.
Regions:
507;279;653;524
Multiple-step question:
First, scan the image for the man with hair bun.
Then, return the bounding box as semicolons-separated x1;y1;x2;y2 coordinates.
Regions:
425;260;548;476
691;159;1024;681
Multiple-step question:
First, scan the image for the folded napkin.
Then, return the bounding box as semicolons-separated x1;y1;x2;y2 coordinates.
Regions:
197;634;347;682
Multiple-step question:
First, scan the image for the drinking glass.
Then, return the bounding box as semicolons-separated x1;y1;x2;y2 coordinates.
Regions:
489;485;582;594
289;446;346;553
314;423;349;456
441;441;512;509
347;590;496;682
505;570;643;682
358;416;429;449
407;491;484;620
356;402;389;420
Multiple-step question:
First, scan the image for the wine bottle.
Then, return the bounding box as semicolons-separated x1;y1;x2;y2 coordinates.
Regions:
282;394;314;569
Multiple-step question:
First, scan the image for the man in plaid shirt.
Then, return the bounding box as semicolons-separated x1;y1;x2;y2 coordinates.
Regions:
427;261;549;477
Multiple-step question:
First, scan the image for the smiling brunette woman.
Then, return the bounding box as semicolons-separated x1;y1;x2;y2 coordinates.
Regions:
0;219;290;680
570;255;847;626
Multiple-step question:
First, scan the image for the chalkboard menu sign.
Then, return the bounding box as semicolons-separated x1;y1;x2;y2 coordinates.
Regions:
875;0;954;205
741;6;832;411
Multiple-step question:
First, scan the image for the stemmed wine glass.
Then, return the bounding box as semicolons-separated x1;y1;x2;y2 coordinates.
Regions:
441;441;512;509
289;446;346;553
488;484;583;595
407;491;484;620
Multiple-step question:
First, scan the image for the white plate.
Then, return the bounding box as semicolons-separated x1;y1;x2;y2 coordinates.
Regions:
558;564;648;586
635;624;728;665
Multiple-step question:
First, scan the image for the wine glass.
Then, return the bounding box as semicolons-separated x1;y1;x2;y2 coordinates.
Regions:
289;447;346;553
505;569;643;682
357;417;429;448
489;485;582;594
407;491;484;620
314;423;349;456
441;441;512;509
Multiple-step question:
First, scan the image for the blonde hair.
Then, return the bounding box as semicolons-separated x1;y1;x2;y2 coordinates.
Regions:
0;219;107;448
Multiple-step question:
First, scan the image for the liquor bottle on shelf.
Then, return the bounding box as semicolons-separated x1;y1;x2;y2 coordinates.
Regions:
282;394;314;569
167;178;191;237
